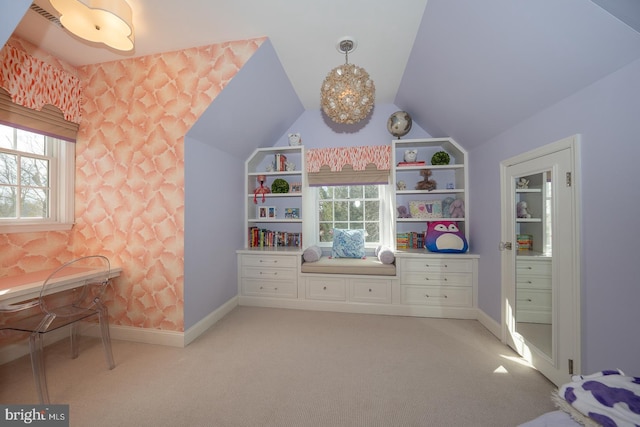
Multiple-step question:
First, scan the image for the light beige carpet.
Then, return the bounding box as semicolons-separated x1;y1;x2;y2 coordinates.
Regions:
0;306;556;426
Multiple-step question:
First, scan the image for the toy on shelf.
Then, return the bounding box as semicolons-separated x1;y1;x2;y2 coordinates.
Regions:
254;175;271;204
517;178;530;189
425;221;468;253
415;169;436;191
404;149;418;162
397;206;411;218
449;199;465;218
517;201;532;218
288;133;301;146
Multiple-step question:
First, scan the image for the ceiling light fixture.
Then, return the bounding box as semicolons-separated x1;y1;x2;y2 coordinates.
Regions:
50;0;135;51
320;37;375;124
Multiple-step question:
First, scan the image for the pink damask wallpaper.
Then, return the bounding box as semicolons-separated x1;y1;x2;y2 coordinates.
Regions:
0;36;264;333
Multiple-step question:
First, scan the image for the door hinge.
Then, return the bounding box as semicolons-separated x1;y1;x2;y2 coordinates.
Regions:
568;359;574;375
499;242;512;251
566;172;572;187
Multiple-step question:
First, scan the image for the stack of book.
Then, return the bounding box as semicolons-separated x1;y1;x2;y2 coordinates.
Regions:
397;161;426;167
396;231;425;249
248;227;302;248
274;154;287;171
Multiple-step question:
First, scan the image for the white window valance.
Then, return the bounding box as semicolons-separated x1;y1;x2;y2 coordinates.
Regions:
306;145;391;186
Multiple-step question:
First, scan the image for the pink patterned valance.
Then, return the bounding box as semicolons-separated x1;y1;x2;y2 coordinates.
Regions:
306;145;391;172
0;43;81;124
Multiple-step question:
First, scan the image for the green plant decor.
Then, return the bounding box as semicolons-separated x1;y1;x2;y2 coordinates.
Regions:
431;151;451;165
271;178;290;193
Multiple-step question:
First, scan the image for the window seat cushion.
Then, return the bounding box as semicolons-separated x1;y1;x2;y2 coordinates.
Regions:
301;256;396;276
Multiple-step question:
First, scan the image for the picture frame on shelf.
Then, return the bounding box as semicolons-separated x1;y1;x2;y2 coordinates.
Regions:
284;208;300;219
257;206;276;219
289;182;302;193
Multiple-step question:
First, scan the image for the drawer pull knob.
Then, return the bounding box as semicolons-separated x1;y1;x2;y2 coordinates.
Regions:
425;294;448;299
444;264;448;268
323;286;327;290
368;288;372;292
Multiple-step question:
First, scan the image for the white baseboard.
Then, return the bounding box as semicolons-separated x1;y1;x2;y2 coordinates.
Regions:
87;323;185;347
238;296;479;320
0;297;239;365
476;308;502;339
184;296;238;346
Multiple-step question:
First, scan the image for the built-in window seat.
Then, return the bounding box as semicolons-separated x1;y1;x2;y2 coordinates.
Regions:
301;256;396;276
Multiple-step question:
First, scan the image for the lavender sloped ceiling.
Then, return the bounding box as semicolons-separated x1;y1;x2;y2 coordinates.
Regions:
395;0;640;149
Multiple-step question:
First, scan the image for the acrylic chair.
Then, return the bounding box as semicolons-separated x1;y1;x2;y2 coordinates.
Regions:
0;255;116;404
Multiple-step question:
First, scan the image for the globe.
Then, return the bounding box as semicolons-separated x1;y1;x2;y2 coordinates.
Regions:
387;111;412;138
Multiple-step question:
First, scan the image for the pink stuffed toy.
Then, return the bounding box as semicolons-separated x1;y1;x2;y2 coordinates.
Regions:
449;199;465;218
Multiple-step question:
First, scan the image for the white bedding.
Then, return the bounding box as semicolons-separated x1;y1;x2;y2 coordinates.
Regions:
520;369;640;427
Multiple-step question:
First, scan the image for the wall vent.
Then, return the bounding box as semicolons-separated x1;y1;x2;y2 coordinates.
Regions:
30;3;63;28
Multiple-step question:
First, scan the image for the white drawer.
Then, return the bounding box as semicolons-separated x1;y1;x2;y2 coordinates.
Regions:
242;279;297;298
517;259;551;276
242;255;298;269
243;267;297;281
306;277;346;301
517;289;552;311
402;272;472;287
402;258;473;274
349;279;392;304
401;285;472;307
516;275;551;290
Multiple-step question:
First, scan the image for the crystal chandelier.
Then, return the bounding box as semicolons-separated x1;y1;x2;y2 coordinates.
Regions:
320;38;375;124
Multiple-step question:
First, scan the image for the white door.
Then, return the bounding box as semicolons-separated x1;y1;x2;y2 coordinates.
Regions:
500;135;580;387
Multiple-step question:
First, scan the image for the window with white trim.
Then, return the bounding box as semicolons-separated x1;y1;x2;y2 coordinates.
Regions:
316;184;391;247
0;124;75;233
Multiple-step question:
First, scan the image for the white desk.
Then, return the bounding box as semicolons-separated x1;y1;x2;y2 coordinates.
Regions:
0;266;122;306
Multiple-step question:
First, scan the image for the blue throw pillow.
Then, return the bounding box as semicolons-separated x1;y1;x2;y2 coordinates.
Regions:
331;229;366;258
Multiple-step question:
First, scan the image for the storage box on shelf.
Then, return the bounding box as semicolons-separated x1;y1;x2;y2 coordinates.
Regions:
244;146;304;249
392;138;469;252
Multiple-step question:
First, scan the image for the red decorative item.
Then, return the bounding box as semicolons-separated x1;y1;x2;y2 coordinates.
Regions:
253;175;270;204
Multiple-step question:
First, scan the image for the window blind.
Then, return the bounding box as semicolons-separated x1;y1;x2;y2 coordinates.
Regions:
306;145;391;186
0;88;79;142
307;163;389;186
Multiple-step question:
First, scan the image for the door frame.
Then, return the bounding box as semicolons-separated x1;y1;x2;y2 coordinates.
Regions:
500;134;582;385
